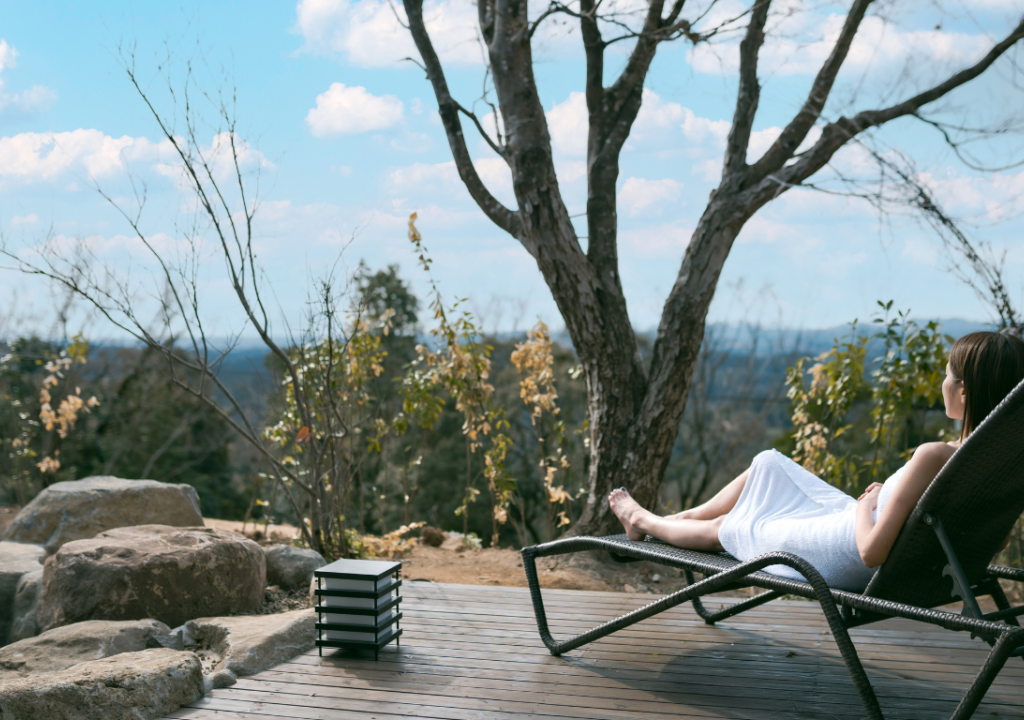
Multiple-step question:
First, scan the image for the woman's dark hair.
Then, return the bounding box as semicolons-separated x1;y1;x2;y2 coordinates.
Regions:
949;331;1024;439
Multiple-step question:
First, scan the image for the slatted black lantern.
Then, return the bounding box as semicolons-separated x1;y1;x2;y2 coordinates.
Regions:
313;558;403;660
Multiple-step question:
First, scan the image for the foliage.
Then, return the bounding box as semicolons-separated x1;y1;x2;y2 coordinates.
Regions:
261;282;399;559
0;335;98;504
357;521;427;558
399;214;514;545
511;321;575;538
1;338;252;518
663;322;796;513
785;302;954;495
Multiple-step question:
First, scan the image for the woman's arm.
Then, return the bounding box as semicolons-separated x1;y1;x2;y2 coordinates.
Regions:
855;442;955;568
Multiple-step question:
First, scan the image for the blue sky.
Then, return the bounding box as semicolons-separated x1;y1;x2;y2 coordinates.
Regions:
1;0;1023;341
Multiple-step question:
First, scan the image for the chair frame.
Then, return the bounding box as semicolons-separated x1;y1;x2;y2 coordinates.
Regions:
522;532;1024;720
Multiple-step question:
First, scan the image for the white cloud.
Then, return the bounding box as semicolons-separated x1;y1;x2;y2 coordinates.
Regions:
474;157;514;201
689;13;993;78
388;160;458;188
0;130;171;184
0;39;57;116
621;222;694;258
619;177;682;216
306;83;404;136
546;92;588;157
10;213;37;227
693;158;722;182
0;40;15;74
556;160;587;184
391;131;432;152
918;167;1024;223
547;89;734;157
387;158;515;205
153;132;272;188
294;0;481;68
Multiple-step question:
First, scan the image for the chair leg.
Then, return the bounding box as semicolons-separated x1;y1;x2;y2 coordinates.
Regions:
802;571;884;720
684;569;781;624
987;580;1021;627
950;628;1024;720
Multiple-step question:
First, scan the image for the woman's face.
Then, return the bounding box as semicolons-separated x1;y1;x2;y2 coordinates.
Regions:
943;362;965;420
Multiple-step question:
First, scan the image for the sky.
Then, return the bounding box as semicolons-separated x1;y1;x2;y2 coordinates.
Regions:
1;0;1023;342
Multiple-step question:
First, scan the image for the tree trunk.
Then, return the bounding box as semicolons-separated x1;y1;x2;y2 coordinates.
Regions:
571;193;745;535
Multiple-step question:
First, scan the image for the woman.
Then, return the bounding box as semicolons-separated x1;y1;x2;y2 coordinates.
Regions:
609;331;1024;591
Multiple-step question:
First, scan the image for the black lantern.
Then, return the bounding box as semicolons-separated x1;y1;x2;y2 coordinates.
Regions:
313;559;403;660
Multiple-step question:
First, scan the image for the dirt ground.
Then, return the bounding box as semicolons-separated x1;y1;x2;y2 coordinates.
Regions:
5;507;1016;605
202;517;694;594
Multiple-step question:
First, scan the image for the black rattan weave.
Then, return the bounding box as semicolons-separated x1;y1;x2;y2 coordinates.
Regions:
521;377;1024;720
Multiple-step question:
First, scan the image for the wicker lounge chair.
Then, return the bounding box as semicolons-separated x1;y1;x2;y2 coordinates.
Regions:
521;377;1024;720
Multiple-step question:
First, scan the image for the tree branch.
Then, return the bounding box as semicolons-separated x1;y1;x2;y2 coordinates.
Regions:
723;0;771;177
403;0;522;237
455;101;507;160
746;0;872;181
762;14;1024;200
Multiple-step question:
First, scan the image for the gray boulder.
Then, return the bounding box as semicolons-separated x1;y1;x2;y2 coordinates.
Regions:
8;569;43;643
264;544;326;590
0;619;170;678
36;525;265;632
177;608;315;690
0;542;45;645
1;477;203;554
0;648;203;720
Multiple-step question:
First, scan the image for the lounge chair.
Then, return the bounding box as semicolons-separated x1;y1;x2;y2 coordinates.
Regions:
521;377;1024;720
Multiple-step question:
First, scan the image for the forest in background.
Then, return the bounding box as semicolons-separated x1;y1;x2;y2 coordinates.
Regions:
3;259;997;557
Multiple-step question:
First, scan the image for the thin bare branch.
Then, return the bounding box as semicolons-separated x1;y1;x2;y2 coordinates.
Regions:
762;14;1024;200
403;0;522;237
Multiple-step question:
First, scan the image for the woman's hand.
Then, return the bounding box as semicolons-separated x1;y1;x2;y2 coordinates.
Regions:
858;484;882;511
857;483;883;502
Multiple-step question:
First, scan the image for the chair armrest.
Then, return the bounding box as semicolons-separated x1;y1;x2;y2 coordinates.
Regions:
987;565;1024;582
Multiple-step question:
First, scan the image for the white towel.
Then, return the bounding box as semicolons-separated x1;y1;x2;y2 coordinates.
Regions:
718;450;903;592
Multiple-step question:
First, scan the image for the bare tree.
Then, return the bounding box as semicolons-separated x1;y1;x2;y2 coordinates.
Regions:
402;0;1024;535
0;49;390;558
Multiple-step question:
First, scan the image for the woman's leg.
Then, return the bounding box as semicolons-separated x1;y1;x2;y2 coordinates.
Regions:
609;489;725;551
670;467;751;521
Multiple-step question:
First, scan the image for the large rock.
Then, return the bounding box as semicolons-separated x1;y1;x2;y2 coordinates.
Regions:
0;648;203;720
1;477;203;554
0;542;45;645
0;619;170;678
37;525;265;632
8;569;43;643
264;544;326;590
178;608;315;690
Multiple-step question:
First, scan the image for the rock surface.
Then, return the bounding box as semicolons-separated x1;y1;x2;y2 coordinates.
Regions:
178;608;315;689
0;542;45;645
264;544;326;590
37;525;265;632
1;477;203;554
0;618;171;678
0;648;203;720
8;569;43;643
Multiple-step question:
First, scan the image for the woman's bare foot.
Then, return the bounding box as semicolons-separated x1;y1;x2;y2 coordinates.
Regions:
609;488;646;541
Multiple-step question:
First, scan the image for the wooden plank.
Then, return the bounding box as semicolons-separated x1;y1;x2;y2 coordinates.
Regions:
396;610;1011;655
166;582;1024;720
278;651;1019;691
297;620;1024;677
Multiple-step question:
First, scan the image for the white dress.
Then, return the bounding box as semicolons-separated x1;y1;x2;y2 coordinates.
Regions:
717;449;904;592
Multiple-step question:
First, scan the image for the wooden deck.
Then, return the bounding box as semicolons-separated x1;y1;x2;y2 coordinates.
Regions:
166;581;1024;720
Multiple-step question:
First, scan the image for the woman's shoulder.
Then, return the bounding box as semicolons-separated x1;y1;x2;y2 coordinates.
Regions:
910;441;957;467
